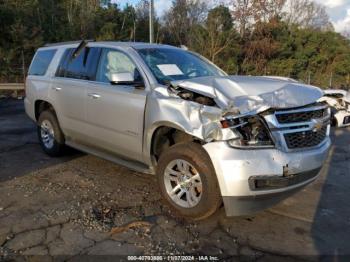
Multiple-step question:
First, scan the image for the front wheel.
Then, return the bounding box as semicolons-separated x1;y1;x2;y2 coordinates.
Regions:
156;142;222;220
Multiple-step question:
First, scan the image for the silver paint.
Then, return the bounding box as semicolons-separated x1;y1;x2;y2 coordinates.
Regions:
40;120;55;149
319;89;350;127
171;75;324;114
164;159;202;208
25;42;332;216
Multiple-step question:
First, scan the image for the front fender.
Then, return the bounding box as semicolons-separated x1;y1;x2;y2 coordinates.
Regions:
142;89;219;164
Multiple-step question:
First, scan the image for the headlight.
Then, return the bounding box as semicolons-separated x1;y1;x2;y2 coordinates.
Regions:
221;115;274;148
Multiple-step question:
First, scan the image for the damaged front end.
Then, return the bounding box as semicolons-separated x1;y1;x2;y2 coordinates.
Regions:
165;82;275;148
319;90;350;127
319;91;350;112
157;75;326;148
145;75;331;216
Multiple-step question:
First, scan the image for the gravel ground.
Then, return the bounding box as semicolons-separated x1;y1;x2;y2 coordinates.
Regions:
0;99;349;261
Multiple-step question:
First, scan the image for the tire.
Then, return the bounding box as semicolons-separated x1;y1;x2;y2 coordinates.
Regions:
37;110;65;157
330;108;338;127
156;142;222;220
331;117;338;127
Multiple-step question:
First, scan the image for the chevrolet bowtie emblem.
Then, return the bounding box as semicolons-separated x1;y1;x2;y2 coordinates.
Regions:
311;119;323;132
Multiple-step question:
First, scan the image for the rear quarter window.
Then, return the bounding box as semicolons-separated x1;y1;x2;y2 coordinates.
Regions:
28;49;57;76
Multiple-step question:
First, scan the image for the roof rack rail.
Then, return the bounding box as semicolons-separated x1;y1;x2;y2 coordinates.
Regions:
44;39;95;47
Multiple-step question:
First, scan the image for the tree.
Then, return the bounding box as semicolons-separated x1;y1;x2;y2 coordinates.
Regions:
192;5;239;71
162;0;208;45
241;18;289;74
231;0;255;37
252;0;286;23
285;0;333;31
1;0;350;88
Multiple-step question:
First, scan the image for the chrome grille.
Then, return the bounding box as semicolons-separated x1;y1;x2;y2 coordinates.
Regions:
276;108;326;124
264;103;330;151
284;126;327;149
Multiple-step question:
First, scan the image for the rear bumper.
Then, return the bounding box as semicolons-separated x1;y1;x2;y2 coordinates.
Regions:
203;139;331;216
24;97;35;121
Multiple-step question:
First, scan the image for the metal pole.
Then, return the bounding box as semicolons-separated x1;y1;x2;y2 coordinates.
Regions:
21;50;26;84
133;19;136;42
329;72;333;88
149;0;154;43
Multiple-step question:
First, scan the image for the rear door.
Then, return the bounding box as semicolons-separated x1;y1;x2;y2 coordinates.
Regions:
85;48;147;162
50;47;101;141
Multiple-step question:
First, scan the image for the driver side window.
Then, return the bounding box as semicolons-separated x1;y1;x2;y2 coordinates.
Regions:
96;48;139;83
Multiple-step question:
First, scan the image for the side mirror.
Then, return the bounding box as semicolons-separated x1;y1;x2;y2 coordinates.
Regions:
110;72;144;89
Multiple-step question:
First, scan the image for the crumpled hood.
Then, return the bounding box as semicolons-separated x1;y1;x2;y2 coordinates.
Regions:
171;76;324;114
324;89;350;104
345;91;350;103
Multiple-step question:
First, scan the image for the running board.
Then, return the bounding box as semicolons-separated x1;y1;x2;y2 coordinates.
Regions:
66;140;154;175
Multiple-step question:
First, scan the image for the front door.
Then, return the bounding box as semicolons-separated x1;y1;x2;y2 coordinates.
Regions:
85;48;147;162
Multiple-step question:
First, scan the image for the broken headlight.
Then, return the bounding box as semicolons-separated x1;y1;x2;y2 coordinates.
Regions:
222;115;274;148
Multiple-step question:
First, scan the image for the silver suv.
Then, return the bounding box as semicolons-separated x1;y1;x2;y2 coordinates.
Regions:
25;41;331;220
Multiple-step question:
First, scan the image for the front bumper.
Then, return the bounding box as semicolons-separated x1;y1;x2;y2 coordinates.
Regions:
203;138;331;216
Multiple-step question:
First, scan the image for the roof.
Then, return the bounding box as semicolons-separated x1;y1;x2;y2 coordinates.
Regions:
96;41;175;49
43;40;176;50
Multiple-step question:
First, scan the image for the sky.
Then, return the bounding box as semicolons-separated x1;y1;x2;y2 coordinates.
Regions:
113;0;350;34
113;0;172;16
314;0;350;33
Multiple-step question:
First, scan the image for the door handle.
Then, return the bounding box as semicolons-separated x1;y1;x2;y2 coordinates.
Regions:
88;93;101;99
52;87;61;91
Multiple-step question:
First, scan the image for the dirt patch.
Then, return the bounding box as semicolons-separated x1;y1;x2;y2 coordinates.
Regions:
1;99;350;259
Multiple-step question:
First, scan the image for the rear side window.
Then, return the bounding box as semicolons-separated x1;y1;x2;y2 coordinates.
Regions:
56;47;100;80
28;49;57;76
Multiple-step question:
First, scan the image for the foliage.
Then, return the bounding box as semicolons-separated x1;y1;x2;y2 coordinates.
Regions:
0;0;350;88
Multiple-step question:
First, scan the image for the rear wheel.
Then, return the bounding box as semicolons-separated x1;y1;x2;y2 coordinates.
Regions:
156;142;222;220
37;110;65;156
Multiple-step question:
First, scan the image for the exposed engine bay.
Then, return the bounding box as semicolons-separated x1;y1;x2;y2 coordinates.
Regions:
319;89;350;127
148;75;325;147
168;85;217;107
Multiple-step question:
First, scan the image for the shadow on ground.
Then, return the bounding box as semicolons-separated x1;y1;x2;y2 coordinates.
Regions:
212;128;350;259
311;128;350;257
0;99;82;182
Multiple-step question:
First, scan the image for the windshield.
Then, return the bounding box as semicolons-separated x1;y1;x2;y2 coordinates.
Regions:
136;47;226;85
